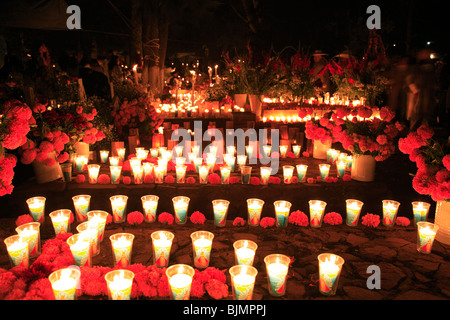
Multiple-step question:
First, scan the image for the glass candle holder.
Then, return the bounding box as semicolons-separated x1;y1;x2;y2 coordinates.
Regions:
72;195;91;222
193;157;203;173
229;265;258;300
309;200;327;227
233;240;258;266
150;148;159;158
319;164;330;180
318;253;345;296
417;222;439;254
191;145;200;157
227;145;236;156
87;210;109;242
87;164;100;184
412;201;431;225
279;145;288;158
136;148;149;161
100;150;109;164
151;231;174;267
296;164;308;182
199;165;209;184
143;162;154;178
67;233;91;267
220;165;231;184
27;196;46;223
264;254;290;297
345;199;364;226
109;156;120;166
141;195;159;223
247;198;264;226
326;149;334;162
237;155;247;169
154;165;165;183
4;235;29;268
117;148;126;161
61;162;72;182
212;199;230;227
110;195;128;223
75;155;88;172
292;145;301;158
77;220;100;257
382;200;400;226
49;209;71;235
132;165;144;184
263;145;271;158
175;156;186;167
16;222;40;257
110;233;134;268
274;200;292;227
260;167;272;185
105;269;134;300
331;149;340;163
129;158;141;170
191;231;214;269
336;160;346;178
176;165;187;183
49;268;81;300
246;145;254;159
241;165;252;184
283;165;295;184
345;155;353;171
107;166;122;185
172;196;190;224
166;264;195;300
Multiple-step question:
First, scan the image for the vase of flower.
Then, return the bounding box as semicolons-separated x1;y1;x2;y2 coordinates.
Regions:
234;93;247;108
313;140;331;159
435;200;450;245
351;154;376;182
32;151;63;184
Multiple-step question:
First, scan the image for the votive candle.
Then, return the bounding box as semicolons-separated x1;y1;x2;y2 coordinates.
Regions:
382;200;400;226
274;200;292;227
247;198;264;226
229;265;258;300
77;220;100;257
49;209;71;235
141;195;159;223
176;165;187;183
199;165;209;184
109;156;120;166
105;269;134;300
67;233;91;267
110;195;128;223
260;167;272;185
87;210;109;242
412;201;431;225
151;231;174;267
72;195;91;222
191;231;214;269
309;200;327;227
319;164;330;180
110;233;134;268
336;160;346;178
212;199;230;227
233;240;258;266
166;264;195;300
16;222;40;257
172;196;190;224
264;254;290;297
4;235;29;268
279;145;288;158
117;148;126;161
27;196;46;223
49;268;81;300
154;165;165;183
345;199;363;226
296;164;308;182
292;145;301;158
100;150;109;164
417;222;439;254
87;164;100;184
283;165;294;184
132;164;144;184
220;165;231;184
318;253;345;296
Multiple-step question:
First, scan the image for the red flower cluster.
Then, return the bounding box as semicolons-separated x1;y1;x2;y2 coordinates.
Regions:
0;153;17;196
97;174;110;184
250;177;260;185
207;173;221;184
361;213;380;228
164;175;175;184
1;100;33;151
190;211;206;224
288;210;309;226
127;211;144;226
323;212;343;225
260;217;275;228
232;217;246;227
395;217;410;227
15;214;34;227
158;212;174;225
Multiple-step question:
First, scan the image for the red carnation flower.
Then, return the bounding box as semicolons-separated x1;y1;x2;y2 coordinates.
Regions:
15;214;34;227
98;174;110;184
186;176;196;184
343;174;352;182
395;217;410;227
190;211;206;224
158;212;174;225
164;175;175;183
268;176;280;184
250;177;260;185
205;278;228;299
229;176;240;184
260;217;275;228
323;212;343;225
144;175;154;183
122;176;131;184
302;151;310;157
361;213;380;228
307;177;316;184
75;174;85;183
127;211;144;226
232;217;246;227
288;210;309;226
208;173;221;184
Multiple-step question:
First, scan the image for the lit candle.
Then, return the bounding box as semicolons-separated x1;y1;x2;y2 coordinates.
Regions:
234;240;257;266
174;146;184;158
319;164;330;180
224;154;235;171
105;269;134;300
75;155;88;172
110;195;128;223
274;201;291;227
237;155;247;169
4;235;29;268
345;199;363;226
77;220;100;257
26;196;46;223
264;254;290;297
150;148;159;158
417;222;439;254
229;265;258;300
220;165;231;184
241;165;251;184
166;264;195;300
141;195;159;223
49;209;71;235
151;231;174;267
318;253;345;296
296;164;308;182
172;196;190;224
336;160;346;178
117;148;126;161
309;200;327;227
87;210;109;242
412;201;431;225
143;162;154;178
100;150;109;164
247;198;264;226
382;200;400;226
109;156;120;166
246;145;254;159
67;233;91;267
110;233;134;268
283;165;294;184
292;145;301;158
154;165;165;183
191;231;214;269
132;164;144;184
72;195;91;222
260;166;272;185
49;268;81;300
199;165;209;184
227;145;236;156
193;157;203;173
206;153;216;173
176;165;187;183
263;145;271;158
345;155;353;171
331;149;340;163
136;148;149;161
212;199;230;227
16;222;40;257
87;164;100;184
279;145;288;158
129;157;141;169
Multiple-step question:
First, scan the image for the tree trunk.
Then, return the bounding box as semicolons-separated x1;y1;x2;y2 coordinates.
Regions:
142;0;160;93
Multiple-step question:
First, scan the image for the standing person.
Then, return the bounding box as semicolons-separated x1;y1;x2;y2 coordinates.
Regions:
406;49;439;130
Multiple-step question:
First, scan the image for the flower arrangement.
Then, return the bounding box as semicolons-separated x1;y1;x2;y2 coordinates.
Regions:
304;111;336;145
398;125;450;201
112;96;162;141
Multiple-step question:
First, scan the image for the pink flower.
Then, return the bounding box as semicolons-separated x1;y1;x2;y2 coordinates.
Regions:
443;155;450;171
186;176;196;184
416;125;434;140
207;173;221;184
343;174;352;182
20;149;37;165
